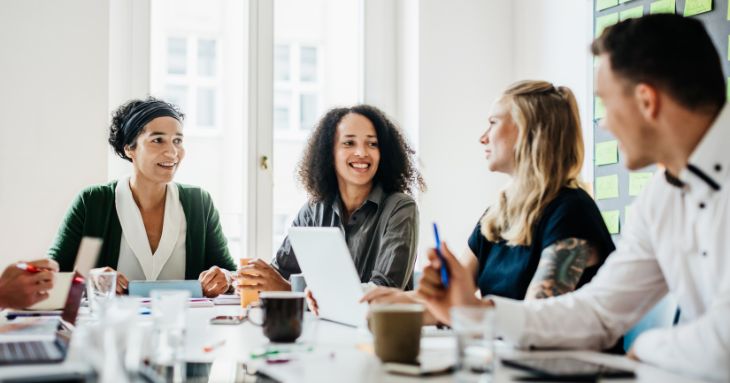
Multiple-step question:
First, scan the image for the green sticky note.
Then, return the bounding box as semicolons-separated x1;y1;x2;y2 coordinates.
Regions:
727;77;730;100
683;0;712;16
595;141;619;166
650;0;675;14
601;210;620;234
629;172;653;196
595;174;620;200
597;0;619;11
620;5;644;20
594;97;606;120
595;13;619;37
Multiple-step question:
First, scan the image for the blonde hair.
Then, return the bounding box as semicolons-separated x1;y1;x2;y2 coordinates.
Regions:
481;80;584;246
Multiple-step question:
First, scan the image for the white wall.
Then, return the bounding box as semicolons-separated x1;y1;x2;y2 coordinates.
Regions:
512;0;594;181
413;0;593;264
416;0;513;261
0;0;110;267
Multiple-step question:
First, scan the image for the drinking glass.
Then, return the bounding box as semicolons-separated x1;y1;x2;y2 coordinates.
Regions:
450;306;496;382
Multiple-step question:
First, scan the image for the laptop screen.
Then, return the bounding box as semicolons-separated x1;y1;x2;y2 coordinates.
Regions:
60;273;85;326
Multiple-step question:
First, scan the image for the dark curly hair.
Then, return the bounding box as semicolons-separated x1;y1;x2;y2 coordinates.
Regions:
298;104;425;202
108;96;185;162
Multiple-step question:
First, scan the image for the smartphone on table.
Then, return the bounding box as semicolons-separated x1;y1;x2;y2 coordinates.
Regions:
209;315;245;325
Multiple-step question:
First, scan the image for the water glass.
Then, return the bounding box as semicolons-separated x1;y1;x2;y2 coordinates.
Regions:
451;306;496;382
87;269;117;317
150;290;189;370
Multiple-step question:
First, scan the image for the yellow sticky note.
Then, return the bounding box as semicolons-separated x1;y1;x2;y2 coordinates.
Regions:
597;0;619;11
620;5;644;20
629;172;653;196
601;210;620;235
596;141;619;166
595;97;606;120
595;174;620;200
595;13;619;37
650;0;675;14
683;0;712;16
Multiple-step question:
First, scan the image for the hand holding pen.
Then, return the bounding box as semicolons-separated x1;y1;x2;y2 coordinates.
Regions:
416;228;484;325
0;259;59;309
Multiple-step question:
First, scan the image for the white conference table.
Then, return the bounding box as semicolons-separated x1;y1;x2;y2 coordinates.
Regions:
0;304;704;382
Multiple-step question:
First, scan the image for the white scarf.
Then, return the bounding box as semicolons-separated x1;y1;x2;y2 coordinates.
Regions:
115;177;186;281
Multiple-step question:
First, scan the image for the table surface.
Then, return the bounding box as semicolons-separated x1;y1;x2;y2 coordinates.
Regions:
0;304;705;383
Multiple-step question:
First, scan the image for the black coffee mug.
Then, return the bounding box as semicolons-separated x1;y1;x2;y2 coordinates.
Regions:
256;291;306;343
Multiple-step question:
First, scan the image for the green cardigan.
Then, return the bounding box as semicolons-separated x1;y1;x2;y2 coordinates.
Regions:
48;181;236;279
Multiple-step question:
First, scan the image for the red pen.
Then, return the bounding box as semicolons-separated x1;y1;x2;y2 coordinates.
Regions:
16;262;41;273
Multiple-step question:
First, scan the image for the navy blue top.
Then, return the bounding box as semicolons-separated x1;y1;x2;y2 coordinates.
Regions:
468;187;615;300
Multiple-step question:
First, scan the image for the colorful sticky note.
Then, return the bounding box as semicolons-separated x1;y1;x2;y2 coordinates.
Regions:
596;141;619;166
629;172;653;196
650;0;675;14
601;210;620;234
597;0;619;11
620;5;644;20
595;97;606;120
683;0;712;16
727;77;730;100
595;174;620;200
595;13;619;37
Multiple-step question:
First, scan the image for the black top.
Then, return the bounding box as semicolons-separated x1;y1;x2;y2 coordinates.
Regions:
468;187;615;300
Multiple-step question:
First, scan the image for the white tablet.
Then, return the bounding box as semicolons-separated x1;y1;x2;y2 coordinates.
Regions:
287;227;368;327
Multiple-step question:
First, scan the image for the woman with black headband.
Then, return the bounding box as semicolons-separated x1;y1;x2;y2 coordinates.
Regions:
48;97;236;297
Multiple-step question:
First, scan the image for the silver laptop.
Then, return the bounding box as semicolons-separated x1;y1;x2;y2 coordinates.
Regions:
287;227;368;327
0;237;101;365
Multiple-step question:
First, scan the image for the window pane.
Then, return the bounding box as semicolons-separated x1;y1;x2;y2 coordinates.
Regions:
197;39;216;76
272;0;361;254
274;91;291;131
164;84;188;111
300;46;317;82
299;93;317;130
167;37;187;75
151;0;248;259
274;44;290;82
196;87;216;127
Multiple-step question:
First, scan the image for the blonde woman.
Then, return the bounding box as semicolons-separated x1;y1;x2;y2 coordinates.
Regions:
364;81;614;318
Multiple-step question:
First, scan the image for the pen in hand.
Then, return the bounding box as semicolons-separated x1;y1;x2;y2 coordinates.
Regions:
432;223;450;288
16;262;42;273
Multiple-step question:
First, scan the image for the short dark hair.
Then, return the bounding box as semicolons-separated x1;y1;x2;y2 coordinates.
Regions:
298;105;425;202
592;14;725;113
108;96;184;162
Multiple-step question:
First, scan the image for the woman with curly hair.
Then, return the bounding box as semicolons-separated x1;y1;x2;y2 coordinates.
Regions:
48;97;236;297
239;105;424;294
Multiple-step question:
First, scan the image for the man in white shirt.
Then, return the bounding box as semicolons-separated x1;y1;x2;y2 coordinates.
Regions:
417;14;730;381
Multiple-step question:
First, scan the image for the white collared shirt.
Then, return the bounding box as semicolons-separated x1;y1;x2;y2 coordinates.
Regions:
490;104;730;381
115;177;187;281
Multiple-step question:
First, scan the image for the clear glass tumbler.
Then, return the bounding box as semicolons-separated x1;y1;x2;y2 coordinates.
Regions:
450;306;496;382
150;290;190;374
87;269;117;317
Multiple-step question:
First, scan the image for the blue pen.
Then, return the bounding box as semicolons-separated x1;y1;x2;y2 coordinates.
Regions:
432;223;449;288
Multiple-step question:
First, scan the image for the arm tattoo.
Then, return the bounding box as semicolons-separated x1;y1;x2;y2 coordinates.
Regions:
525;238;597;300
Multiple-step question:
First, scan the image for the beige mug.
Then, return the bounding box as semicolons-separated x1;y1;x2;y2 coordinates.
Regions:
369;304;424;364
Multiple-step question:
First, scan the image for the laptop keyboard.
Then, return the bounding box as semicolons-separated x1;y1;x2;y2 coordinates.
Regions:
0;341;60;364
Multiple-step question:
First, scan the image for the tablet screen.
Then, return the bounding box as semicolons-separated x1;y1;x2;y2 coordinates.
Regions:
502;357;635;378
